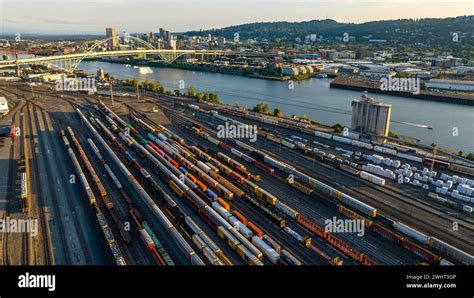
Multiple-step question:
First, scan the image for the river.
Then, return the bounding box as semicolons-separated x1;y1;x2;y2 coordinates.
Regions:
76;61;474;153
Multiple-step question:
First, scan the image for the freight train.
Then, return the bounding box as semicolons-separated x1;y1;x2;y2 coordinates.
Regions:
77;108;206;265
185;108;474;265
60;129;126;265
200;104;474;177
95;104;270;265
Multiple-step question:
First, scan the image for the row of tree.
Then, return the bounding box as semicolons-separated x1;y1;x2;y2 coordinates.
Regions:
251;102;314;124
123;79;221;103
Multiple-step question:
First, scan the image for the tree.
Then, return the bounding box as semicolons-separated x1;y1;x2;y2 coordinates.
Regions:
444;147;453;153
141;79;150;90
300;114;309;121
132;79;139;89
154;81;162;93
202;92;209;101
165;90;173;95
332;123;344;133
196;92;203;102
388;131;400;139
174;89;181;96
209;92;220;103
274;107;282;117
186;85;196;97
252;102;269;114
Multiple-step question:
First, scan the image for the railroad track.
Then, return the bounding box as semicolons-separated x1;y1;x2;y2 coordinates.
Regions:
127;103;369;265
2;85;466;264
175;103;473;255
1;102;20;265
38;103;96;264
253;138;474;251
126;107;334;265
156;104;417;265
21;89;163;265
209;122;472;260
5;90;90;264
65;101;194;265
155;101;466;264
28;102;72;264
214;105;473;227
19;103;29;265
24;101;53;265
0;97;32;265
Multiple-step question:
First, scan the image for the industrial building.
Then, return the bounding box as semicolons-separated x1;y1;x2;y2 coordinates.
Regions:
351;92;392;142
0;96;9;116
426;79;474;92
359;69;396;79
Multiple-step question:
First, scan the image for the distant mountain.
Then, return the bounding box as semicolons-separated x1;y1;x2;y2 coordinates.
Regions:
183;16;474;46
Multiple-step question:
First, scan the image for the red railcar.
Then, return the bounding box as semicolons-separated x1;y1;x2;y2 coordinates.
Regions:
9;124;15;139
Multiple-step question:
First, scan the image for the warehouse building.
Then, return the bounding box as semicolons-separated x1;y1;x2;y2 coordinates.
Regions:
0;96;9;116
425;79;474;92
351;92;392;142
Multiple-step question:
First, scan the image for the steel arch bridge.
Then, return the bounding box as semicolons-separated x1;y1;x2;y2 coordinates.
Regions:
0;36;229;73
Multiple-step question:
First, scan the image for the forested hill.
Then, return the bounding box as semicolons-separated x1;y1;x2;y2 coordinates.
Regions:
183;16;474;45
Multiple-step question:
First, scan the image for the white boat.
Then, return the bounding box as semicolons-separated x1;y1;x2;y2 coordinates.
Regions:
125;64;131;68
138;67;153;74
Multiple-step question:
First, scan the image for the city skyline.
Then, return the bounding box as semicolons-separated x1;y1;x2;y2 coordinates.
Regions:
1;0;473;34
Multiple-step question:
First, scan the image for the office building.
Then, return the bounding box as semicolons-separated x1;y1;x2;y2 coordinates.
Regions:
105;28;118;48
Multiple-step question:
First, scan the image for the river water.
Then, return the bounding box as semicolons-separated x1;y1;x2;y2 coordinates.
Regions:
77;61;474;153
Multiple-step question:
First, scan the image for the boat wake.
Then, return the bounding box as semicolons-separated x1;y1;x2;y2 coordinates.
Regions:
398;121;433;129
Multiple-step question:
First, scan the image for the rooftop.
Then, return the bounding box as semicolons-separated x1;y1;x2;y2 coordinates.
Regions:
428;79;474;86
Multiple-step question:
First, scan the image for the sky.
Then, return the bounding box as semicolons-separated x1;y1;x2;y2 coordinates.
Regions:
1;0;473;34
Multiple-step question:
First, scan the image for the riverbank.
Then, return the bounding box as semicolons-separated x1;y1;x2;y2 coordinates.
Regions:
330;76;474;106
96;58;298;81
77;60;474;153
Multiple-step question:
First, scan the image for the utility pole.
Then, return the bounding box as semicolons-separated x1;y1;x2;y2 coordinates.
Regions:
29;80;35;98
109;79;114;106
15;54;20;77
428;144;439;181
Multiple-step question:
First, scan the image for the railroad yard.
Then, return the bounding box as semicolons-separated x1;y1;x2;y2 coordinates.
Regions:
0;81;472;267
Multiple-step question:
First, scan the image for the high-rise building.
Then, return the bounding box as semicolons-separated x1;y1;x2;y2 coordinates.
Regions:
351;92;392;142
170;39;177;50
105;28;118;48
217;37;226;46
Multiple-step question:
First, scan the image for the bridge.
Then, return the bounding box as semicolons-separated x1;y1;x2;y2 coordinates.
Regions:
0;36;237;73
